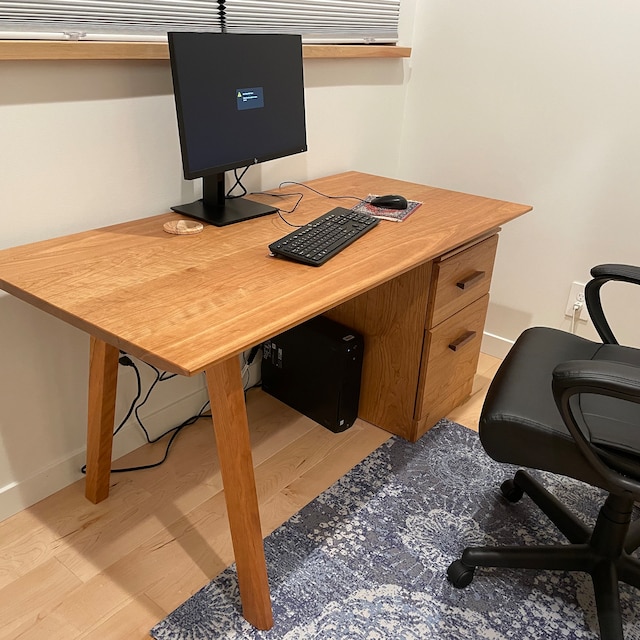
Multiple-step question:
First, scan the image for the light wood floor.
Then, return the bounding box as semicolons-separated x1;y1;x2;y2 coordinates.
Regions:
0;353;501;640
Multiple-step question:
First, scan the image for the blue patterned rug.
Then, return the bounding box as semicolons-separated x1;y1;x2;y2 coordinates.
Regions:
151;421;640;639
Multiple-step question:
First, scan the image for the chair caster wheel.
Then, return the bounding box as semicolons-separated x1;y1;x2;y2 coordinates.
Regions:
447;559;475;588
501;478;524;502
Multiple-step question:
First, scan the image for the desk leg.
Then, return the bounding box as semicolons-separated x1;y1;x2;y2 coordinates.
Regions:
85;336;119;503
205;356;273;630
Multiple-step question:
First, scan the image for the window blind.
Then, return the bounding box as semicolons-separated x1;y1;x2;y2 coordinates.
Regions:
223;1;399;42
0;0;400;43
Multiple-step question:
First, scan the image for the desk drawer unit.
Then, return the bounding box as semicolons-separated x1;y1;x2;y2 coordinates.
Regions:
412;234;499;439
326;233;499;442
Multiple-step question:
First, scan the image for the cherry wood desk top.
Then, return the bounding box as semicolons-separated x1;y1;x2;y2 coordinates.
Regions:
0;171;531;377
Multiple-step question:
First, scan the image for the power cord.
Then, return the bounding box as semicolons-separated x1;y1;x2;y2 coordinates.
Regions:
107;399;212;474
241;344;262;387
570;299;584;334
257;180;370;227
81;349;263;475
224;164;370;228
275;180;369;207
226;166;251;199
81;354;210;475
256;190;306;224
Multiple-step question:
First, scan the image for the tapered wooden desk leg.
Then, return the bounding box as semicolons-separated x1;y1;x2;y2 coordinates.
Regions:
85;337;119;504
205;357;273;630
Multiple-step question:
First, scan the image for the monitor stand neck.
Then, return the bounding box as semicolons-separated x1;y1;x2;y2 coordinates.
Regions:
171;172;277;227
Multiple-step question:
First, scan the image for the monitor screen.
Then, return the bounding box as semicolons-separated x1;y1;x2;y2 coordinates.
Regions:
168;32;307;226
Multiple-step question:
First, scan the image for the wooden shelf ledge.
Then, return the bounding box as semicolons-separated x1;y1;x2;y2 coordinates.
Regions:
0;41;411;61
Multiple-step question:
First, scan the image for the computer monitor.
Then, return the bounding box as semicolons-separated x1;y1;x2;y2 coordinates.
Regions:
168;32;308;226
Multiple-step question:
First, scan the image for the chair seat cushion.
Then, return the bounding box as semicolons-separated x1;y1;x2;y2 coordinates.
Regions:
479;327;640;487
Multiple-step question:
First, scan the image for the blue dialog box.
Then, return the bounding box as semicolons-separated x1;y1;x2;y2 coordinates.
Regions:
236;87;264;111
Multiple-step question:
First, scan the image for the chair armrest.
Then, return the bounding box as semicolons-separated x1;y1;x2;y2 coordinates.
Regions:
553;359;640;401
586;264;640;344
552;359;640;495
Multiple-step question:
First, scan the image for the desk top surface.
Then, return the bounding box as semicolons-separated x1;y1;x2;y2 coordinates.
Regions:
0;172;531;375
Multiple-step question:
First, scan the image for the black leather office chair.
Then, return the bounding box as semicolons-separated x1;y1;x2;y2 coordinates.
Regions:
447;264;640;639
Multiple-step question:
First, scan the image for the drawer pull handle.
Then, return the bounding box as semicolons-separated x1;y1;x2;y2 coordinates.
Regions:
456;270;485;290
448;330;477;352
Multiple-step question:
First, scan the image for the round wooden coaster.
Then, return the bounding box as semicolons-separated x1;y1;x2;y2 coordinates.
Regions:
163;219;204;235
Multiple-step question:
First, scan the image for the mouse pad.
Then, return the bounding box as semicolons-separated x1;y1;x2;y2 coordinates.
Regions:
351;195;422;222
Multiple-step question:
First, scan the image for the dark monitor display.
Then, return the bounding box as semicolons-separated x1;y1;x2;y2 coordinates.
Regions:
168;32;307;226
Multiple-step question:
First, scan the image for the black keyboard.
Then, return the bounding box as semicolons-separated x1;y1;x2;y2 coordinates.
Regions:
268;207;379;266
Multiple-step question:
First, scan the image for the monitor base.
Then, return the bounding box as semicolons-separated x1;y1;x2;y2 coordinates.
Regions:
171;197;277;227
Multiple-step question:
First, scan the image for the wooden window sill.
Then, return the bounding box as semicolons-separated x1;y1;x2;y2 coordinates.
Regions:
0;41;411;61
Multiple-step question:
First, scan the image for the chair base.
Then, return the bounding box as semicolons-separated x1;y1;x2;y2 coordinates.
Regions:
447;470;640;640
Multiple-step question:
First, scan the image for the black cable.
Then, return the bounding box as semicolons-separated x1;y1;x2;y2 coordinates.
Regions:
132;360;163;443
250;190;306;226
223;167;369;224
116;378;257;474
253;181;369;227
276;180;369;206
109;400;211;473
247;345;261;364
81;346;266;477
80;355;142;474
223;164;307;225
226;166;251;198
80;356;210;475
113;355;142;437
115;346;264;472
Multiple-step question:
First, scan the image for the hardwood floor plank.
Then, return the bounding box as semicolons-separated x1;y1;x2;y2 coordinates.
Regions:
252;420;375;503
44;568;175;635
0;478;150;590
12;615;80;640
76;595;167;640
0;558;82;640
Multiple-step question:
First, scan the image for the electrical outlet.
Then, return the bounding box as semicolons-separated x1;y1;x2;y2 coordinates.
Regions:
565;281;586;318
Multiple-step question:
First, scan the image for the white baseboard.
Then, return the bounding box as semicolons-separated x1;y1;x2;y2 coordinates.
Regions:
0;385;209;523
0;449;87;524
481;331;515;360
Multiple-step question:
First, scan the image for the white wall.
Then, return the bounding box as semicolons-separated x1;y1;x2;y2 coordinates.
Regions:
0;54;409;521
399;0;640;354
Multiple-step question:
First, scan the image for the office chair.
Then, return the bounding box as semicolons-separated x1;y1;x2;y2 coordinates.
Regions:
447;264;640;640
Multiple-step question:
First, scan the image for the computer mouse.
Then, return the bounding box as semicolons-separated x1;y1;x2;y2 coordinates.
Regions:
370;194;408;210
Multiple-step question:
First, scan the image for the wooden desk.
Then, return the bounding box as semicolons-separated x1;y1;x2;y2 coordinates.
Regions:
0;171;531;629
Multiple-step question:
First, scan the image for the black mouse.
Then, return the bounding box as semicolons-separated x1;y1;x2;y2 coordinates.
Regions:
370;194;408;210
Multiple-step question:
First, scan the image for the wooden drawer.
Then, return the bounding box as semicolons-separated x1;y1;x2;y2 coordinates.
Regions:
428;234;498;327
414;294;490;431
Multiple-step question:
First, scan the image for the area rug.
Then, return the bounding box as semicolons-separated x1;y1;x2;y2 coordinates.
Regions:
151;420;640;639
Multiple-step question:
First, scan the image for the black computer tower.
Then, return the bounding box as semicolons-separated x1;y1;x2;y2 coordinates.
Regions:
261;316;363;433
